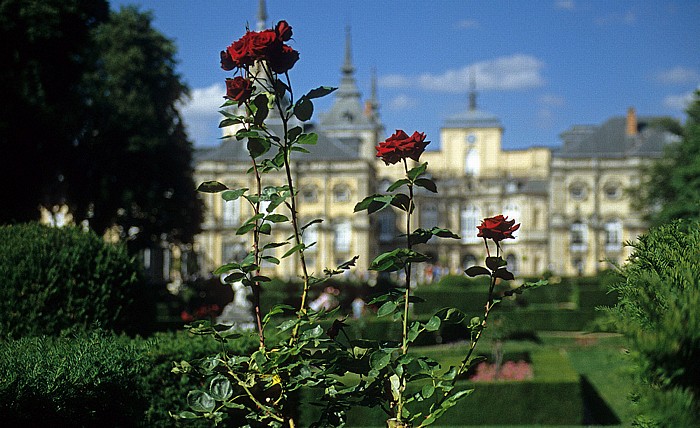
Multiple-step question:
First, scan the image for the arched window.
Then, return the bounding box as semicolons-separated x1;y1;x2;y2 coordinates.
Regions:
461;205;481;243
334;220;352;252
506;254;519;275
570;221;588;251
465;148;480;176
604;219;623;251
301;186;318;203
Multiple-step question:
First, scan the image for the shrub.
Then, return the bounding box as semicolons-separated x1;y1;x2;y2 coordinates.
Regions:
0;329;259;427
608;220;700;426
0;223;142;338
0;330;148;426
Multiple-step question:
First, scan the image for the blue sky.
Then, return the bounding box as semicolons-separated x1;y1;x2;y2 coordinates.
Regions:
110;0;700;150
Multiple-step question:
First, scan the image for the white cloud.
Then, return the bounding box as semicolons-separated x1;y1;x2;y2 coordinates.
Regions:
388;94;419;110
555;0;574;10
539;94;565;107
379;74;412;88
415;55;545;92
178;83;225;146
656;66;700;85
663;90;696;110
456;19;479;29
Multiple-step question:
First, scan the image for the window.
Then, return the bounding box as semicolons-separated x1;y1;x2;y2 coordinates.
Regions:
222;198;240;226
334;220;352;252
569;183;587;201
506;254;518;276
503;202;520;223
420;203;439;229
333;184;351;202
301;186;318;203
604;220;623;251
604;182;621;200
465;148;480;176
462;254;477;270
461;205;481;243
570;221;588;251
223;242;246;264
377;210;396;243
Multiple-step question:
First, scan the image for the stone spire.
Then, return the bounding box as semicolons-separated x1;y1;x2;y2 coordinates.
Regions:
256;0;267;31
469;73;477;111
364;67;380;122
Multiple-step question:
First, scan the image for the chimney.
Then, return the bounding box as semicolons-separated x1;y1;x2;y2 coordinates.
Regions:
626;107;637;136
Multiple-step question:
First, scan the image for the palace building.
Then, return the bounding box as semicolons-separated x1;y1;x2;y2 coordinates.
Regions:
192;12;676;282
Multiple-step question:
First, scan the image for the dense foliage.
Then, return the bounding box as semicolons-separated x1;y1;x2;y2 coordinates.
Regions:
0;223;141;338
642;90;700;226
0;1;202;250
0;329;258;427
608;220;700;426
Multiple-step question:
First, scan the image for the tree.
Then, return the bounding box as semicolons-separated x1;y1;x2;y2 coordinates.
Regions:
0;2;203;251
0;0;109;223
642;90;700;226
68;6;203;250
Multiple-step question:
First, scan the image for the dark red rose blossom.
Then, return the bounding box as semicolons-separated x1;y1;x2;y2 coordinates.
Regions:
220;50;236;71
249;29;279;56
275;20;293;41
225;77;254;105
226;32;255;67
476;215;520;242
375;129;430;165
268;44;300;74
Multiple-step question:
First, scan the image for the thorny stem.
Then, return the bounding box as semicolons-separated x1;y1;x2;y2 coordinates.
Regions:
397;158;415;422
260;63;311;345
228;371;284;423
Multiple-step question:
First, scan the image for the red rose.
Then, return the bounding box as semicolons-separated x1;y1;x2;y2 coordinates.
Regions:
268;44;300;74
375;129;430;165
275;20;293;41
220;50;236;71
476;215;520;242
226;32;255;67
249;29;279;57
225;77;253;105
180;310;194;322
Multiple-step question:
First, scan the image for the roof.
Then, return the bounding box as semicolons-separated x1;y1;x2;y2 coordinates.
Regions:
443;108;502;129
556;116;679;159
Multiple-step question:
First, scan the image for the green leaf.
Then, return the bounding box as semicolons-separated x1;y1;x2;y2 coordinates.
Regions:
369;350;391;371
300;324;324;341
407;162;428;181
297;133;318;145
223;272;246;283
414;178;438;193
305;86;337;99
291;146;310;154
247;137;271;158
301;218;323;231
197;181;228;193
294;96;313;121
264;213;289;223
377;301;397;317
421;384;435;399
282;243;305;258
287;126;303;143
208;375;233;401
424;315;441;332
221;188;248;201
262;242;288;250
464;266;491;277
494;268;515;281
354;194;386;213
252;93;269;126
260;255;280;265
187;390;216;413
486;256;506;271
175;411;198;419
235;223;255;235
391;193;412;212
387;178;410;192
430;227;460;239
258;223;271;235
408;228;432;246
407;321;422;342
218;117;241;128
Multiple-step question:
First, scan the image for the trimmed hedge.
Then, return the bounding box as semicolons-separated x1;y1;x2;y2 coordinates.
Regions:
0;223;143;338
0;329;258;427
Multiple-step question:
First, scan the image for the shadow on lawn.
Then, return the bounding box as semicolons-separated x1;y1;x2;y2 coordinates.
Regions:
581;375;621;425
